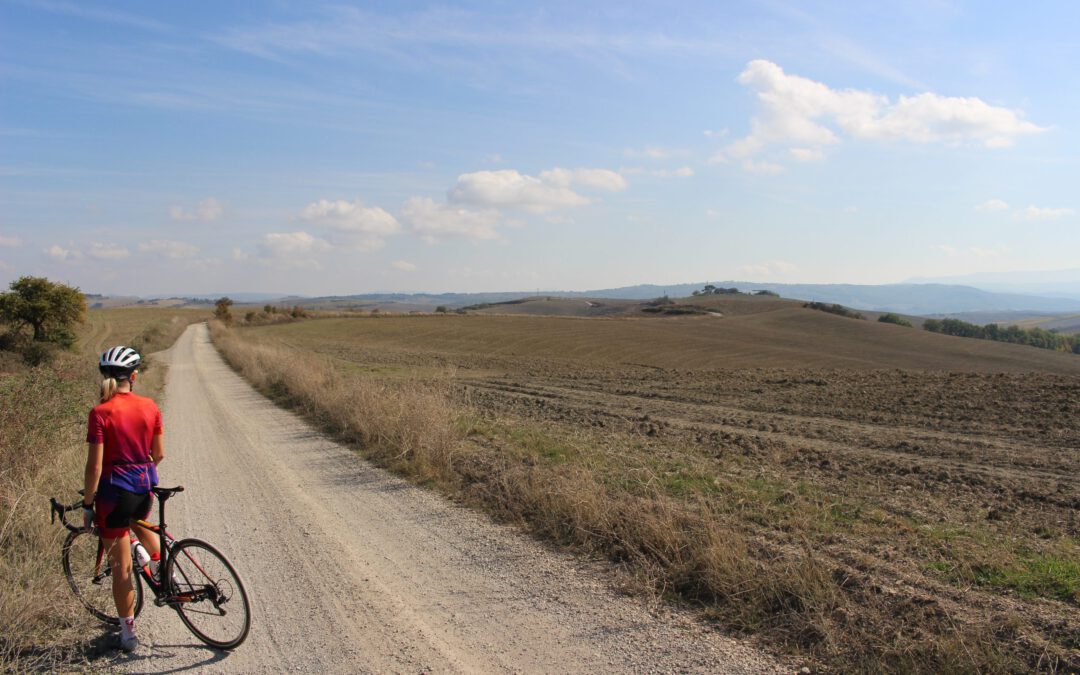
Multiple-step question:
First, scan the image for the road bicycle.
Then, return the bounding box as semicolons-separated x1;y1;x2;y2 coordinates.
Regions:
49;485;251;649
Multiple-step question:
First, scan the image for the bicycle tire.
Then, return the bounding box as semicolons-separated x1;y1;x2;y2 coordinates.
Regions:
61;529;144;624
165;538;251;649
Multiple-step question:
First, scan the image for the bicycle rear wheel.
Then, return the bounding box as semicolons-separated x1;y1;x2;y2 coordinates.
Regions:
61;530;144;624
165;538;250;649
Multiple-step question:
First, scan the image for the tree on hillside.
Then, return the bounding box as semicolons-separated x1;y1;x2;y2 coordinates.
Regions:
0;276;85;347
214;297;234;324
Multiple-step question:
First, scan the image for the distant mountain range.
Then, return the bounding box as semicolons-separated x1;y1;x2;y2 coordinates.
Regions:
277;282;1080;316
119;274;1080;317
906;268;1080;301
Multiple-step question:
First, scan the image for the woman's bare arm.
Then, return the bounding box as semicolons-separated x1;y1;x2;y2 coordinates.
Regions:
151;434;164;465
84;442;103;505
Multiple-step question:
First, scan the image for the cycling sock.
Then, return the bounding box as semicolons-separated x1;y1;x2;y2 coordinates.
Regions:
120;616;136;639
149;551;161;578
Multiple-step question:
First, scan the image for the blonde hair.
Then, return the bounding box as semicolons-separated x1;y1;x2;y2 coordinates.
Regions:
100;377;119;403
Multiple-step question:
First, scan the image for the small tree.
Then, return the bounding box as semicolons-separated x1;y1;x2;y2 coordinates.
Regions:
878;313;912;327
214;297;234;324
435;306;448;313
0;276;85;347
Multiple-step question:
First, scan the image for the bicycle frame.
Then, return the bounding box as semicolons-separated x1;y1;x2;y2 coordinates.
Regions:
50;487;185;603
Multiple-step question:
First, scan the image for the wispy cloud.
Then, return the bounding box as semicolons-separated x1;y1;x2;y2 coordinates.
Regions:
1017;205;1075;221
737;260;797;278
86;243;130;261
975;199;1009;212
169;198;224;222
15;0;168;31
258;231;328;270
138;240;200;259
0;234;24;247
391;260;417;272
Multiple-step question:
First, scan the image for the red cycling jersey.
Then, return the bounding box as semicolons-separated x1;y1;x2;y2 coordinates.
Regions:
87;391;163;497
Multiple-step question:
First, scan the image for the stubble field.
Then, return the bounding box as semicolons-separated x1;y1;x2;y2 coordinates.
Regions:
233;302;1079;672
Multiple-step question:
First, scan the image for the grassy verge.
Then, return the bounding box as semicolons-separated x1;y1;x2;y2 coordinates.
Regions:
0;309;203;670
208;321;1072;673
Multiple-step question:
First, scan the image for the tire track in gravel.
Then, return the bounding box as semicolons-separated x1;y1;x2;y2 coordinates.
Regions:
105;323;785;674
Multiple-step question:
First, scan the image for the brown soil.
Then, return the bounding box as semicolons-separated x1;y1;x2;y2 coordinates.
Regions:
248;313;1080;670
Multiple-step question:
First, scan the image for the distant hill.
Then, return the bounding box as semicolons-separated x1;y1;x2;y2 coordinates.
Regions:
907;268;1080;301
95;280;1080;316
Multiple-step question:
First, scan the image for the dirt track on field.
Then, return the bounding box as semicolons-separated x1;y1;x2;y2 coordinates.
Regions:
106;323;784;673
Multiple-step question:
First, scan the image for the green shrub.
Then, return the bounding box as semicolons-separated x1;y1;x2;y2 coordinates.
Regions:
878;313;912;327
803;302;864;320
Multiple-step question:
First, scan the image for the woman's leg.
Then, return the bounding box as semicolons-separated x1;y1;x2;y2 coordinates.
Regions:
131;521;160;560
103;535;136;616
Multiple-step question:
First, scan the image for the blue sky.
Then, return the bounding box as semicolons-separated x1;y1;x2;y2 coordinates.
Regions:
1;0;1078;296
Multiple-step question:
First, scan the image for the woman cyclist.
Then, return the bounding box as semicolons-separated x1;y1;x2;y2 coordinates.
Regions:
82;345;165;653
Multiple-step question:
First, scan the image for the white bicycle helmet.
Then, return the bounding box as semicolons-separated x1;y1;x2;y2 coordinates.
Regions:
99;345;141;379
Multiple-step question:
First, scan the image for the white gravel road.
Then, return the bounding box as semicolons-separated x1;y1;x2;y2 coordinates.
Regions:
108;323;786;673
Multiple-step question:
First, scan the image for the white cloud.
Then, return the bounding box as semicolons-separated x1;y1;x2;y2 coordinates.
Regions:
654;166;695;177
391;260;417;272
1017;205;1075;221
138;239;199;259
45;244;80;261
743;159;785;175
790;147;825;163
169;197;224;222
970;245;1009;258
86;243;130;261
299;198;400;251
0;234;23;247
401;197;501;241
260;227;328;257
623;166;695;178
933;243;1010;258
541;167;627;191
727;60;1046;169
624;146;678;160
975;199;1009;212
449;170;587;213
232;248;250;261
449;167;625;213
738;260;797;278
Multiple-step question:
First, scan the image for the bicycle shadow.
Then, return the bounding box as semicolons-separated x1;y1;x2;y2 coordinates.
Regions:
88;630;232;673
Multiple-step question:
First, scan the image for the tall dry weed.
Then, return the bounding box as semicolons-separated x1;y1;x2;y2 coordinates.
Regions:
0;310;199;670
0;356;93;670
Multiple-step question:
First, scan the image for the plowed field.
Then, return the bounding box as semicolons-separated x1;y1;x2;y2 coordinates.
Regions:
244;307;1080;671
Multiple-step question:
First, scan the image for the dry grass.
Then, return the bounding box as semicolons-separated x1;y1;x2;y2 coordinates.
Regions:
210;318;1074;673
0;307;205;670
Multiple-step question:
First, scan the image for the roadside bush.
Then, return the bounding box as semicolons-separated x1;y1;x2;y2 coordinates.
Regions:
877;313;912;327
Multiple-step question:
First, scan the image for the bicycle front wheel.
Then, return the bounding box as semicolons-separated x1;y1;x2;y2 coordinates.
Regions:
165;538;251;649
61;529;144;624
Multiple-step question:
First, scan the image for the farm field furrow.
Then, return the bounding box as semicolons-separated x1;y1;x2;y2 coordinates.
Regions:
240;312;1080;670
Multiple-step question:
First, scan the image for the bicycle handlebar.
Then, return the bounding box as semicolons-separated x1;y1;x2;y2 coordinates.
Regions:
49;496;85;533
